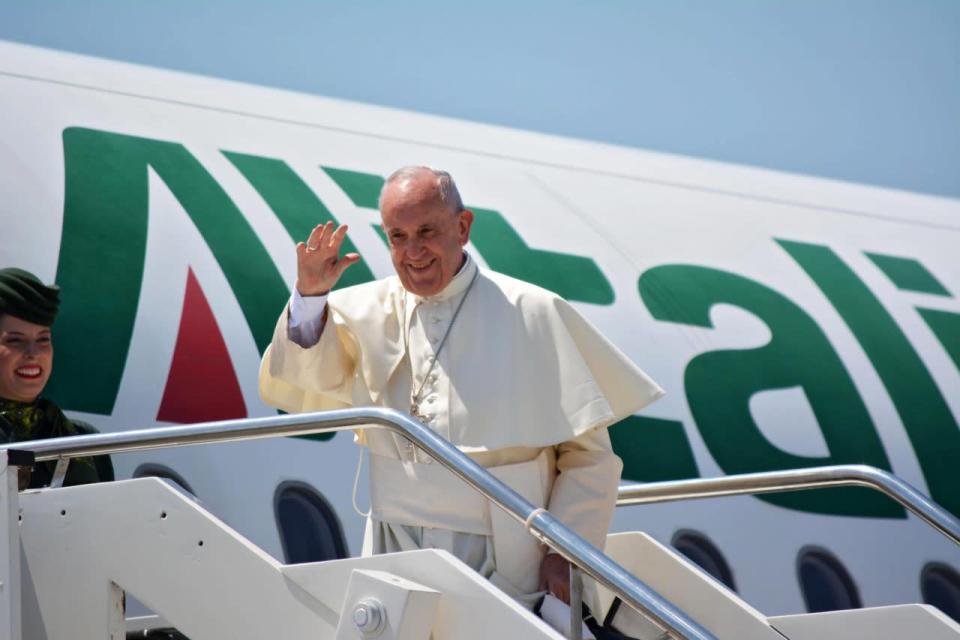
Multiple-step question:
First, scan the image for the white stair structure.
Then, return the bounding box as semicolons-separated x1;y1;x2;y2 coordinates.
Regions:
14;476;561;640
592;532;960;640
769;605;960;640
594;532;784;639
3;409;960;640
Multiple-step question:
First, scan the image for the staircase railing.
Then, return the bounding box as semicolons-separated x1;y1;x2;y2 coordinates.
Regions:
1;408;715;640
617;465;960;547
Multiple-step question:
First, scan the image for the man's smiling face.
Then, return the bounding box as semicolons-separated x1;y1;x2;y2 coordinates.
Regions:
0;314;53;403
380;169;473;297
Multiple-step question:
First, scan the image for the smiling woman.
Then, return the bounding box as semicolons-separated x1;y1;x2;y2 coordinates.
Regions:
0;267;113;489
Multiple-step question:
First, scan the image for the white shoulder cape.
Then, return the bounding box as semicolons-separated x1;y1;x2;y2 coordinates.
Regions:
260;269;664;451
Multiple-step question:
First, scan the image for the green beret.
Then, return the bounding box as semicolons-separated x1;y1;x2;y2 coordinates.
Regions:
0;268;61;327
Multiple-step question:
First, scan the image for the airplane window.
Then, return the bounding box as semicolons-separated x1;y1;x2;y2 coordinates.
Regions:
921;563;960;623
132;463;196;496
671;530;737;591
797;547;861;612
275;482;349;563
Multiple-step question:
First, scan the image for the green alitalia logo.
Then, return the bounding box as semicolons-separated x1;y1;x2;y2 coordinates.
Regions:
47;127;960;520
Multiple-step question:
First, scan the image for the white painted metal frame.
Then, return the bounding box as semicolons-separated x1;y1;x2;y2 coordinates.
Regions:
0;408;716;640
1;453;22;640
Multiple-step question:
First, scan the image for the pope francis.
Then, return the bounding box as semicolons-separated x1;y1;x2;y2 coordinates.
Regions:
258;166;663;608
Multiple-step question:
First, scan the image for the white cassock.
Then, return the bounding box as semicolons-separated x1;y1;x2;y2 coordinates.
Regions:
259;254;664;605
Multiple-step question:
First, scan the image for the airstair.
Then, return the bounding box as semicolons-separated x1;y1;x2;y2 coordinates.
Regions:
2;409;959;640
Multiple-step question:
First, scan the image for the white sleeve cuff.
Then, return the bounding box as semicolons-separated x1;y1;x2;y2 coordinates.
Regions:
287;289;328;348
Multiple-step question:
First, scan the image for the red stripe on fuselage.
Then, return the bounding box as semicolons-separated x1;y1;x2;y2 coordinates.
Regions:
157;269;247;423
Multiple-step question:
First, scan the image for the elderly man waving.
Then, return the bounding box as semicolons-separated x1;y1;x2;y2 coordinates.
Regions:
259;166;663;608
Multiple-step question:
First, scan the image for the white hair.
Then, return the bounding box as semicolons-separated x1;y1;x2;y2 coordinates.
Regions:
379;166;464;214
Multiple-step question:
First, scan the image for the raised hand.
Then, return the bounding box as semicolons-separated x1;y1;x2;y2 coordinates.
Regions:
295;222;361;296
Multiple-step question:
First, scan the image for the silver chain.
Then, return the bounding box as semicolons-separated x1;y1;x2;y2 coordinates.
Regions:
409;267;480;420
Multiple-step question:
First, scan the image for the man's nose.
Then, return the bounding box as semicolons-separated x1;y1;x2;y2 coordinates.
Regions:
405;237;426;255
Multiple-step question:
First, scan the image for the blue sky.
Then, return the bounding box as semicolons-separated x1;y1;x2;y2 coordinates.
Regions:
1;1;957;197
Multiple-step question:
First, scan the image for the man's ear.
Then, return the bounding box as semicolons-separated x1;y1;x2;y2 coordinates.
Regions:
458;209;474;244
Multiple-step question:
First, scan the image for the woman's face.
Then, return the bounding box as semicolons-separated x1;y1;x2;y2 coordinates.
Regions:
0;314;53;403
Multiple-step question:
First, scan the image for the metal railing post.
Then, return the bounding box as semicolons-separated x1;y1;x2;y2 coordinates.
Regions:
570;564;584;640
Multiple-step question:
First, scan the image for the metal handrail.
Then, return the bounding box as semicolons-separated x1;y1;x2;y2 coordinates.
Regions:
0;408;716;640
617;464;960;547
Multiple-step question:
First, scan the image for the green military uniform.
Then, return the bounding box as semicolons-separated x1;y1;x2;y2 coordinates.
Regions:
0;398;114;489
